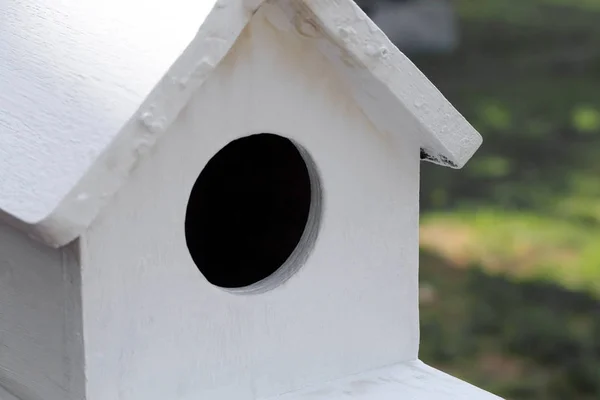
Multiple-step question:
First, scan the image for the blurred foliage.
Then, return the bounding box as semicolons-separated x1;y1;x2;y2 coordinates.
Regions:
572;105;600;133
415;0;600;284
408;0;600;398
417;19;600;220
420;210;600;294
420;251;600;400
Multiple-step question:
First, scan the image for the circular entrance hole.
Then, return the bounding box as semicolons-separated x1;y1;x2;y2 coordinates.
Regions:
185;133;321;293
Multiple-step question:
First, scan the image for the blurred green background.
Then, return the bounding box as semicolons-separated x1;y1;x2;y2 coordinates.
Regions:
366;0;600;398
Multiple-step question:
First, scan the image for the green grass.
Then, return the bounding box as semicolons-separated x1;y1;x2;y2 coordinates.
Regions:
419;251;600;400
421;210;600;294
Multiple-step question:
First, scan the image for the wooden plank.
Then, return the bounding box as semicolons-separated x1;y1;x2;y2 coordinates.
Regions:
267;360;502;400
0;383;21;400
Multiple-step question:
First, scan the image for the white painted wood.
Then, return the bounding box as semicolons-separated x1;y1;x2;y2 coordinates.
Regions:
0;0;218;223
0;0;480;249
0;386;20;400
276;0;481;168
0;1;491;399
0;224;83;400
0;0;259;246
79;7;420;399
266;361;502;400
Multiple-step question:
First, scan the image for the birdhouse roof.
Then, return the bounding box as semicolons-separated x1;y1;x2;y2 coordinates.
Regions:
0;0;481;248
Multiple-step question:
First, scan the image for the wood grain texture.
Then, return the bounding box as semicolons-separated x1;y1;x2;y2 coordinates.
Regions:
266;360;502;399
0;224;83;400
80;6;420;399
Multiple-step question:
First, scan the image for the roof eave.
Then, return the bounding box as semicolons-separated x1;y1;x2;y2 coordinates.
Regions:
1;0;481;248
281;0;482;169
0;0;262;248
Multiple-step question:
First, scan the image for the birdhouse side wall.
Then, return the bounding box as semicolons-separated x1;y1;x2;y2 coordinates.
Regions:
0;224;84;400
79;8;420;400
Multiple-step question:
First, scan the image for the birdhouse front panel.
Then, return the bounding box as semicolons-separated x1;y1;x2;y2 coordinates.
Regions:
1;0;490;399
78;6;420;400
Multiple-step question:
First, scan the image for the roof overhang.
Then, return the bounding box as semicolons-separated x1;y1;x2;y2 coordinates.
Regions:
0;0;481;247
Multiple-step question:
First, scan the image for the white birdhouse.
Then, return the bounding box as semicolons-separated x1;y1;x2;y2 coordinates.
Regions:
0;1;499;400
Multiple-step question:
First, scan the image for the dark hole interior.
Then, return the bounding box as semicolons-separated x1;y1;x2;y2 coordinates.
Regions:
185;133;312;289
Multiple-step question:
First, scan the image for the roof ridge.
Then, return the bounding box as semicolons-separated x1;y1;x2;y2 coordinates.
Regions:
1;0;480;248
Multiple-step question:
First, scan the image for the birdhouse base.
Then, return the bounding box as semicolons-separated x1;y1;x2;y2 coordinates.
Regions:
267;360;501;400
0;361;501;400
